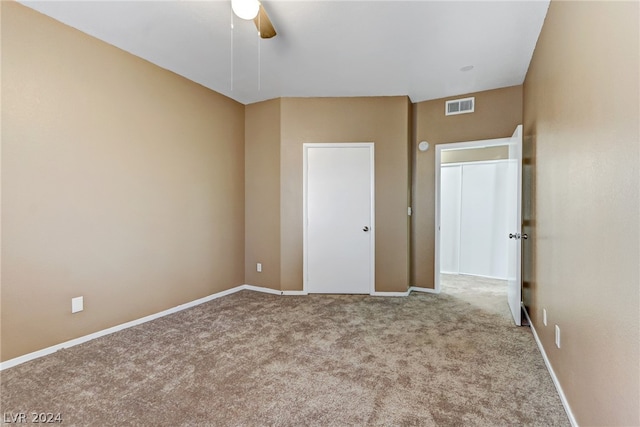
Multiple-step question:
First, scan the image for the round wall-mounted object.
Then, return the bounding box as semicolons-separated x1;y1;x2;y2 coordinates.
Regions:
418;141;430;152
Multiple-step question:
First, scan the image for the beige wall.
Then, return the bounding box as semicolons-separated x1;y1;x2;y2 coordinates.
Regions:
245;99;281;290
523;1;639;425
1;3;245;361
280;97;411;292
411;86;522;287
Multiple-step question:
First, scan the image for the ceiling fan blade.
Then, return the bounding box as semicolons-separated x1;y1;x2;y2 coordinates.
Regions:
253;4;276;39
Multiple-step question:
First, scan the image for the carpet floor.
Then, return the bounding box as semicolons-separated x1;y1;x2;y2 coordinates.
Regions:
1;275;569;426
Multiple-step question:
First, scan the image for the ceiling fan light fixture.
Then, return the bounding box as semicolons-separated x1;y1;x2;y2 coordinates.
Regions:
232;0;260;20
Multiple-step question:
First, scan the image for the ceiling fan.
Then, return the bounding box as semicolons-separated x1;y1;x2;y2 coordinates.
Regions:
232;0;277;39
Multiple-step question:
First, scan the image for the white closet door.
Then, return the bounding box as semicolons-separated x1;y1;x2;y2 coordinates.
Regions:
491;162;509;278
440;165;462;274
459;162;509;279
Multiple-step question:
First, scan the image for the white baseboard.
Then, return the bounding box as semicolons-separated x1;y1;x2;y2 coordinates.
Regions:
282;290;308;296
243;285;309;296
0;284;290;371
242;284;282;295
522;307;578;427
243;284;313;296
0;284;249;371
1;283;440;371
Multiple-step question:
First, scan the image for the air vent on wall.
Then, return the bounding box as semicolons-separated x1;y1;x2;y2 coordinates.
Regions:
445;97;475;116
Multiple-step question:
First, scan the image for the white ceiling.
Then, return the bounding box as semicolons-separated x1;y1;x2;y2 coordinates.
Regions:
19;0;550;105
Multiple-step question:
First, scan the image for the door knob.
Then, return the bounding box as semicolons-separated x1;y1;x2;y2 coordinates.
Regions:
363;226;369;232
522;233;528;240
509;233;521;240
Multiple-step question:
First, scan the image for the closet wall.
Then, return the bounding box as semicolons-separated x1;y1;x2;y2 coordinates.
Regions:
440;160;509;279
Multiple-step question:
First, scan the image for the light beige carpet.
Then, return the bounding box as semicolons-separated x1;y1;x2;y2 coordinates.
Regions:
1;277;568;426
441;273;511;314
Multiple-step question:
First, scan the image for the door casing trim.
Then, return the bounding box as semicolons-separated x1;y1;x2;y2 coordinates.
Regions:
434;137;511;293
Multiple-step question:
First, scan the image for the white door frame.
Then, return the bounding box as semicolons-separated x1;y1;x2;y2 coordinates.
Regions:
434;137;511;293
303;143;376;295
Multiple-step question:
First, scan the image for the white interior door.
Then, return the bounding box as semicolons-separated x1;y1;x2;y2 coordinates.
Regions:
458;161;509;279
507;125;523;325
304;143;374;294
440;165;462;274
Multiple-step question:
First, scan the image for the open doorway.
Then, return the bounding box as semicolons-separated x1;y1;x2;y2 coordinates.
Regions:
434;128;523;325
434;136;512;291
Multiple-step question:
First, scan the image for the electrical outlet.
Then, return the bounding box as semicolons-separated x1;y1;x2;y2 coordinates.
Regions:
543;309;547;326
71;296;83;313
555;325;561;348
257;263;262;273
